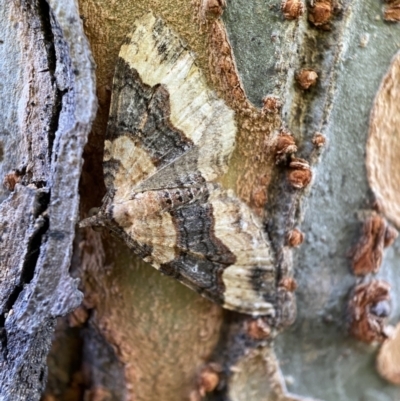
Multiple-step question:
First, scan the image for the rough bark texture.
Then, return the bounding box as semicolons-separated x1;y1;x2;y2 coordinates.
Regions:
0;0;96;399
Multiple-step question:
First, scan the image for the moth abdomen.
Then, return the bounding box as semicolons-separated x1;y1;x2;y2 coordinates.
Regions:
130;186;209;211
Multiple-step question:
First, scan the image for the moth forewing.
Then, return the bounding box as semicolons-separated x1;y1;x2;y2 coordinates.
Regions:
82;12;285;318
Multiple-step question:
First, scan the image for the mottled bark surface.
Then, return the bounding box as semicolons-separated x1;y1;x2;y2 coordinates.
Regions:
1;0;400;400
0;0;96;399
272;0;400;399
72;1;400;401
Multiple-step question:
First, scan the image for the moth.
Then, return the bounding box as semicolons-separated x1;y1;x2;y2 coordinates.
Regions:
81;12;284;318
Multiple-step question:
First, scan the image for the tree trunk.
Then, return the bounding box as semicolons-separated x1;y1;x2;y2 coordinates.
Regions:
0;0;96;399
1;1;400;401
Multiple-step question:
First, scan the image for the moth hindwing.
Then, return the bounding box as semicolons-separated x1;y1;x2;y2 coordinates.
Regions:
85;12;282;317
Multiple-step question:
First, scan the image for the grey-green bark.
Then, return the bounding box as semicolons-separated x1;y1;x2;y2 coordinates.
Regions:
220;0;400;399
224;0;400;399
277;1;400;394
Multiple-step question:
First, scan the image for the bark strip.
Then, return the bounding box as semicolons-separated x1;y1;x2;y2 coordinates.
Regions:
0;0;96;399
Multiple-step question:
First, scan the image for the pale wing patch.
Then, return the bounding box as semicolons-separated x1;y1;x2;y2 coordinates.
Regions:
112;194;177;267
119;12;236;181
222;267;275;316
105;137;157;202
209;187;275;315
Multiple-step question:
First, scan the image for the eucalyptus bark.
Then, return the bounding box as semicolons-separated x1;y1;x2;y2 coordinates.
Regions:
0;1;400;401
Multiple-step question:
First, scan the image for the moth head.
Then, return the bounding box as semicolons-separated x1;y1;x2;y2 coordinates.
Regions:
79;207;108;231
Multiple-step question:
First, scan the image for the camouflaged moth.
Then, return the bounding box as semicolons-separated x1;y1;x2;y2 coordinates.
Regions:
81;12;286;318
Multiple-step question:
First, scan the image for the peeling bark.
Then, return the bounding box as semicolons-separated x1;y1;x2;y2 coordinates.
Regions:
0;0;96;399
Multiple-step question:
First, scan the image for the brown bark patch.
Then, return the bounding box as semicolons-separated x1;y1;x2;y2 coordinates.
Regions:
350;215;397;276
2;171;21;191
367;51;400;228
274;132;298;164
262;95;282;114
279;277;297;292
198;0;226;22
288;158;312;189
203;12;283;213
286;229;304;247
312;132;326;148
246;318;272;340
308;0;333;27
67;306;90;328
296;69;318;90
384;2;400;22
348;280;391;344
198;363;222;396
281;0;305;20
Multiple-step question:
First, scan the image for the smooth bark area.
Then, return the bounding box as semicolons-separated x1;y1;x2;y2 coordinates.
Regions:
273;0;400;398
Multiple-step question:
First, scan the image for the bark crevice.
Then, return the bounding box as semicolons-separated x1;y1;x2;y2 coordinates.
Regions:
0;0;97;398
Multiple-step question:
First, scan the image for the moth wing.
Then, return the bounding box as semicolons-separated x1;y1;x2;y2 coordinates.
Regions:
104;12;236;203
100;13;277;316
111;184;276;315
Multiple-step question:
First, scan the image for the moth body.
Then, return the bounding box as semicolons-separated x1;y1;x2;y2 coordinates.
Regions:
81;12;295;323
